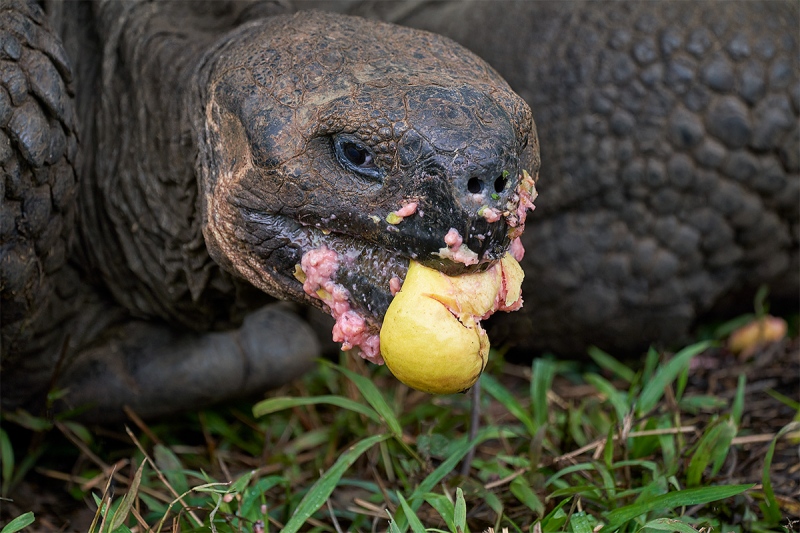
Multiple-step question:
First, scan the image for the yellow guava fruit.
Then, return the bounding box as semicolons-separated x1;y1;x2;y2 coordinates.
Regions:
380;254;524;394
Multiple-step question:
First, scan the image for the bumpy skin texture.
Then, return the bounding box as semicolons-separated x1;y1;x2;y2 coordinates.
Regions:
316;0;800;354
1;0;78;362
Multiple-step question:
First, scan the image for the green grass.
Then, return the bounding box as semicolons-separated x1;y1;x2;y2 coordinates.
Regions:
1;322;798;532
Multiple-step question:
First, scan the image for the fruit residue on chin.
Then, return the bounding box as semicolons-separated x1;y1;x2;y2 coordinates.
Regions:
478;205;502;223
436;228;480;265
386;201;418;225
506;170;537;235
504;170;538;261
389;276;403;295
509;237;525;261
295;246;383;363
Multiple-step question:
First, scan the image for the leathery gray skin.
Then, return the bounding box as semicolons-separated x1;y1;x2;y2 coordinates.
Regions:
0;1;535;420
311;0;799;355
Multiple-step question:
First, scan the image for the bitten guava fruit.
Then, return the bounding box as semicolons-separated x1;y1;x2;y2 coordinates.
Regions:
380;254;524;394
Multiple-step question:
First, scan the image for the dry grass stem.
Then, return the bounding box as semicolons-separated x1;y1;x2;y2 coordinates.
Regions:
124;405;163;446
484;467;527;490
124;425;204;527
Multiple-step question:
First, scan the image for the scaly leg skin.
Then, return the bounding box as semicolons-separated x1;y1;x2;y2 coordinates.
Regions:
50;303;319;422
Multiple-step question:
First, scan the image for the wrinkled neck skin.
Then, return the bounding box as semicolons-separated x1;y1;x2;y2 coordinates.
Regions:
68;1;285;329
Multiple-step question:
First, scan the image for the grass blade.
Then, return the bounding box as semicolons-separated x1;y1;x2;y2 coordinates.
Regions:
712;314;755;340
546;463;597;487
482;373;536;435
0;428;13;496
548;485;603;500
570;511;594;533
731;375;746;426
109;459;147;531
191;482;237;497
587;346;636;384
678;395;728;414
640;517;699;532
642;348;659;389
415;427;508;498
541;499;571;531
761;421;800;524
510;477;544;516
709;418;736;477
62;420;93;445
531;359;556;428
686;416;736;486
397;492;427;533
153;445;188;495
675;365;689;402
656;419;678;476
239;476;284;521
394;427;511;532
2;410;51;432
252;395;380;424
423;493;457;533
0;512;35;533
584;373;630;424
604;484;753;529
454;488;467;533
637;341;713;417
387;511;403;533
412;436;473;498
327;362;404;438
229;469;254;494
281;433;389;533
765;388;800;412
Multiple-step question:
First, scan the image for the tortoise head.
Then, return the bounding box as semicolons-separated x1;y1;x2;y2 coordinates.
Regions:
195;11;539;360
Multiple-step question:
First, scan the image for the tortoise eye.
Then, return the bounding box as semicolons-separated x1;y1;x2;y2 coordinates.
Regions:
334;136;383;180
343;142;370;166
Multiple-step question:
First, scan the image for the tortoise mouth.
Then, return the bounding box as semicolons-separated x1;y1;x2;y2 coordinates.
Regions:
270;214;412;363
243;210;411;315
243;207;506;303
243;210;514;363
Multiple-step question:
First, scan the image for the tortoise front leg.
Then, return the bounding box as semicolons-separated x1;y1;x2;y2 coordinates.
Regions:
52;304;318;422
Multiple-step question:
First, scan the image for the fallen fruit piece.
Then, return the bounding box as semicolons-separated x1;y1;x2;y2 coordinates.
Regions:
728;315;788;360
380;254;524;394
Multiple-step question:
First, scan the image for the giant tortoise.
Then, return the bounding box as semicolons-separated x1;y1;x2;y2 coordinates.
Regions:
1;0;797;420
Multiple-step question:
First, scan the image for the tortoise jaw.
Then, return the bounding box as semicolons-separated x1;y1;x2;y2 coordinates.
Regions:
258;215;412;363
232;207;523;363
219;165;532;309
236;210;411;323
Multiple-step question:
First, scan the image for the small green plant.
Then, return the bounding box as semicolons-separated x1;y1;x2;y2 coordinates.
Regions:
0;512;35;533
2;322;796;532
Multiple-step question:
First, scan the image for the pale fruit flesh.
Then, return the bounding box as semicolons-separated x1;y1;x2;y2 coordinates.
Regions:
380;254;524;394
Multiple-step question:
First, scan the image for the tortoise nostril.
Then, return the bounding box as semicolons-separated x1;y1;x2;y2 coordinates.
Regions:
467;177;483;194
494;174;507;193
